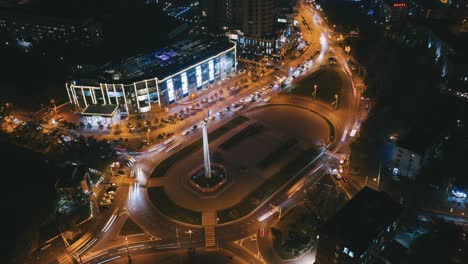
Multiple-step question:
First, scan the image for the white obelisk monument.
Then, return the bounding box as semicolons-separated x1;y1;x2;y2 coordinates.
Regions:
202;119;211;179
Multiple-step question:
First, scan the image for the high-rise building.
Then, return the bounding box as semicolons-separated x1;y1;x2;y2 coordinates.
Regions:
202;0;277;37
315;187;402;264
202;0;288;55
241;0;276;37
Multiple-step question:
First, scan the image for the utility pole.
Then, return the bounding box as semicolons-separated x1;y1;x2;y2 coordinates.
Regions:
331;94;339;110
377;161;382;190
312;84;317;100
125;236;132;264
185;229;193;253
146;128;150;144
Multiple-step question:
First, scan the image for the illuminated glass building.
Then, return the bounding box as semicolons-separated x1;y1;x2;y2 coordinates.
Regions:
67;36;236;115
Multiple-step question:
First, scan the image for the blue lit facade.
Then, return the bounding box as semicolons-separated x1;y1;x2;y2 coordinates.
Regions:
67;37;236;115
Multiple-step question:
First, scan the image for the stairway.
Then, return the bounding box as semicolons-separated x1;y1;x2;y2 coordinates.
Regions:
204;226;216;247
202;211;217;248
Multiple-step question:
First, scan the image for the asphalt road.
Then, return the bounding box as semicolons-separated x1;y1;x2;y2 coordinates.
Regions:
33;1;364;263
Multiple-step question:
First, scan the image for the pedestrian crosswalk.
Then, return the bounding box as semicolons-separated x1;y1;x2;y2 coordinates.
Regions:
57;254;72;264
121;177;136;185
205;226;216;248
202;211;217;248
324;149;347;161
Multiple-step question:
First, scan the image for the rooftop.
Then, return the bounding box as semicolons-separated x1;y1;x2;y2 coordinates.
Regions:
82;104;118;117
73;36;235;85
429;23;468;59
320;187;402;253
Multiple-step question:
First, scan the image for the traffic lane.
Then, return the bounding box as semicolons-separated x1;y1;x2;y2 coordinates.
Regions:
84;240;204;264
216;162;327;242
220;241;265;264
126;184;203;241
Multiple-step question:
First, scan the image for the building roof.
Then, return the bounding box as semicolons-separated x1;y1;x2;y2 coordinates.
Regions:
381;0;409;7
72;36;235;85
429;23;468;60
82;104;118;117
320;187;402;253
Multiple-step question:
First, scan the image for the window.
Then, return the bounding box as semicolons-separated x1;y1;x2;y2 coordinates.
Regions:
349;251;354;258
343;247;349;254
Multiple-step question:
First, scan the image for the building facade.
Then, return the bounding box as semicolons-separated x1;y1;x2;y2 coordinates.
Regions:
202;0;277;36
67;36;236;115
387;145;422;180
315;187;402;264
202;0;285;55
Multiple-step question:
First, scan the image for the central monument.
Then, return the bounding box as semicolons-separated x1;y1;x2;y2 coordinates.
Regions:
189;118;227;193
202;119;212;179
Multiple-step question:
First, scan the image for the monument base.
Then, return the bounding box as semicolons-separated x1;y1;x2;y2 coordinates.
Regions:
189;165;227;193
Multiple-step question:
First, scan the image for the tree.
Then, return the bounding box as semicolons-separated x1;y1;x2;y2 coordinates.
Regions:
410;221;468;263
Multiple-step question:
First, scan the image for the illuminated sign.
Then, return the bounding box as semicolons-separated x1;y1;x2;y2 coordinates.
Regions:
393;3;406;7
167;78;175;102
208;60;214;81
277;18;287;23
229;34;238;40
181;72;188;95
196;66;202;87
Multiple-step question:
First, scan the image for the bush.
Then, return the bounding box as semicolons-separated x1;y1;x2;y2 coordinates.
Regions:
257;138;298;169
219;123;263;150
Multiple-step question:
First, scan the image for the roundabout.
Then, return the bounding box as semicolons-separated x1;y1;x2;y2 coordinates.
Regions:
67;4;363;264
147;103;334;221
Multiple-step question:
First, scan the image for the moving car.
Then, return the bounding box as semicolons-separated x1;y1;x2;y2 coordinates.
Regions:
338;165;344;173
334;173;342;180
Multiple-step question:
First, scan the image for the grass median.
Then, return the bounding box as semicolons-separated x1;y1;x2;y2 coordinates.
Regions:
148;187;202;225
280;69;343;103
219;123;263;150
119;217;144;236
150;115;248;178
218;148;320;224
257;138;298;169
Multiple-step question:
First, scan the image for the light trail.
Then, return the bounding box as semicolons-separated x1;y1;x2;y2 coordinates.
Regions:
101;215;117;233
96;256;121;264
75;238;97;256
85;251;109;261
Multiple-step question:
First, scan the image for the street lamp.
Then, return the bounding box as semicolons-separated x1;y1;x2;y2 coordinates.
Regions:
125;236;132;264
312;84;317;100
110;163;114;177
332;94;339;110
185;229;193;248
146;128;150;144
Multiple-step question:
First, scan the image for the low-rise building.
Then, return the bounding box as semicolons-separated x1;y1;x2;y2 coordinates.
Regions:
387;145;422;180
55;165;101;204
315;187;402;264
67;35;237;115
